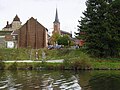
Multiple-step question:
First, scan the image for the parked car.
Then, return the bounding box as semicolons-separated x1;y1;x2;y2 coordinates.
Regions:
48;45;63;49
48;45;54;49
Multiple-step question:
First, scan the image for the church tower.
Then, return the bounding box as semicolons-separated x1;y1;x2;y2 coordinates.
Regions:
12;15;21;30
2;14;22;31
52;8;61;35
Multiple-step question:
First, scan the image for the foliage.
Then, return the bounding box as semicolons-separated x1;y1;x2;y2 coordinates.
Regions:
1;48;120;70
76;0;120;57
0;62;5;70
0;48;30;60
57;35;71;46
7;62;18;70
63;51;92;70
50;33;61;45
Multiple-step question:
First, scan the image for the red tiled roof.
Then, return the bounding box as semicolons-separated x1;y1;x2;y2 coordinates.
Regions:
5;35;13;41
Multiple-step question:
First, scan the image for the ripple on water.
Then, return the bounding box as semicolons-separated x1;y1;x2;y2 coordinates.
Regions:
0;84;8;89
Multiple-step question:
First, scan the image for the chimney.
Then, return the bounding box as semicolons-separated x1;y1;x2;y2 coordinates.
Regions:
7;21;9;25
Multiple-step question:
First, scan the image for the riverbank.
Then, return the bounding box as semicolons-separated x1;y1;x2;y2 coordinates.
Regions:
1;60;120;70
0;48;120;70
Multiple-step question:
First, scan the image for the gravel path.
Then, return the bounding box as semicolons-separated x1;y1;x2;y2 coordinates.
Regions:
2;59;64;63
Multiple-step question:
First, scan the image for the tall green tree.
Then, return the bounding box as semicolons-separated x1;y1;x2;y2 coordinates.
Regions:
105;0;120;57
76;0;120;57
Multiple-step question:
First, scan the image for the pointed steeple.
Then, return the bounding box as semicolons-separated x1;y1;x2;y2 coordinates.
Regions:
54;8;60;23
13;14;20;21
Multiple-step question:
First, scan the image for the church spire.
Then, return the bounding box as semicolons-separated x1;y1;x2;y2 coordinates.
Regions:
13;14;20;21
54;8;59;23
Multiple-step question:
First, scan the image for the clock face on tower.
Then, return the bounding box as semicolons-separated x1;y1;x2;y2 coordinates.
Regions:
54;23;57;25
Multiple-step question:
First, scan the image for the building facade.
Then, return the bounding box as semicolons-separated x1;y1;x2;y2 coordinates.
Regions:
18;17;48;49
2;15;22;31
0;15;22;48
0;16;48;49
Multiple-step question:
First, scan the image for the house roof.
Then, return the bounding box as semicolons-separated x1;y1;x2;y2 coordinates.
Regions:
3;21;12;29
0;31;12;36
60;30;72;35
11;30;19;35
12;17;48;36
13;15;20;21
5;35;13;41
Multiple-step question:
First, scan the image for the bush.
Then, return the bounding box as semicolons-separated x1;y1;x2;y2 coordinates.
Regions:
0;62;5;70
7;62;18;70
63;52;92;70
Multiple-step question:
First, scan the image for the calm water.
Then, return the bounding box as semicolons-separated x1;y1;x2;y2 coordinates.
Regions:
0;70;120;90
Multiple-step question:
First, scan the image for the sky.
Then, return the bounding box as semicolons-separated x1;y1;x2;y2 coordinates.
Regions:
0;0;87;36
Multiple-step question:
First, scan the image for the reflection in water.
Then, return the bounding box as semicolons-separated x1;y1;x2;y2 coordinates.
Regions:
0;70;120;90
86;73;120;90
0;70;81;90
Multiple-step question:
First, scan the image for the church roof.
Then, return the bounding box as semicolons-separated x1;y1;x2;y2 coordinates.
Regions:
13;15;20;21
54;8;60;23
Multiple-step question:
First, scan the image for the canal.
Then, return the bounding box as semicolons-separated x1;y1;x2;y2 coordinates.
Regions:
0;70;120;90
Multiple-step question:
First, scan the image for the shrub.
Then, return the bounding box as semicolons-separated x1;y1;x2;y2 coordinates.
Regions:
7;62;18;70
0;62;5;70
63;52;92;70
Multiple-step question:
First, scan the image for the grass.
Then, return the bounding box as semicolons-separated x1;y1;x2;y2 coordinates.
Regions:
0;48;120;70
91;61;120;70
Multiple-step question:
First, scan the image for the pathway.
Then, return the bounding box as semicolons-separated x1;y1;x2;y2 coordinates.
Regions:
2;59;64;63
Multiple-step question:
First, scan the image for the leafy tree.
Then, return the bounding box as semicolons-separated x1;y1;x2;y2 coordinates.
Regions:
76;0;120;57
50;33;61;45
57;35;71;46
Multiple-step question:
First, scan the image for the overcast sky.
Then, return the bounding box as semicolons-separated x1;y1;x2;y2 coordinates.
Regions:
0;0;86;36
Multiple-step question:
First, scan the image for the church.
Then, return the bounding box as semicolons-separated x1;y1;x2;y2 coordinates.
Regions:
52;8;72;37
0;8;72;48
49;8;72;45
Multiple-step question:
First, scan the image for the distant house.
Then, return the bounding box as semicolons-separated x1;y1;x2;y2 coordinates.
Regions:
61;30;72;38
2;15;22;31
0;31;15;48
74;31;85;47
1;16;48;49
0;15;22;48
74;39;84;47
14;17;48;49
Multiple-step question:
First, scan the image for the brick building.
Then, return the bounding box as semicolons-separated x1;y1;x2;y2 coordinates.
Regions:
17;17;48;49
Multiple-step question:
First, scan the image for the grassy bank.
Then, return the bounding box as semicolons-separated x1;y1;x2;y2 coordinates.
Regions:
1;61;120;70
0;48;120;70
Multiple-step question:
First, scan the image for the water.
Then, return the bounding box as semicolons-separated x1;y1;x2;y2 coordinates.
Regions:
0;70;120;90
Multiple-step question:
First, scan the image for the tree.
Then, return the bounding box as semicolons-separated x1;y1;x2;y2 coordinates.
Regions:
57;35;71;46
76;0;120;57
105;0;120;57
50;33;61;45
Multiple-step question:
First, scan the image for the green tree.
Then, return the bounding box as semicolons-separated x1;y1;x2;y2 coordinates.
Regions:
76;0;120;57
105;0;120;57
50;33;61;45
57;35;71;46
